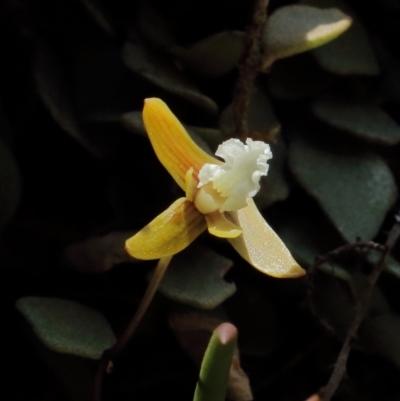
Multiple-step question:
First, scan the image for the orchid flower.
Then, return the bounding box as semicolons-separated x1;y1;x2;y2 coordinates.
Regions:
125;98;305;278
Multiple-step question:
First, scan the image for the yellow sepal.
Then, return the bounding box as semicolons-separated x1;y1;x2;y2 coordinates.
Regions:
126;198;207;260
228;199;305;278
205;212;242;238
143;98;220;190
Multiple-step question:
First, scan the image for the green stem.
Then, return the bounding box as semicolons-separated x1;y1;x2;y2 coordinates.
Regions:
193;323;237;401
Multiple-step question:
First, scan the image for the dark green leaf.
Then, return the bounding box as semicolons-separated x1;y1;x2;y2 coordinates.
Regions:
255;136;290;209
33;42;99;156
186;126;224;153
277;214;350;280
122;41;218;114
312;95;400;145
16;297;116;359
262;5;351;68
155;244;235;309
68;31;141;119
269;54;338;100
135;1;176;48
302;0;380;75
365;250;400;279
63;231;137;273
121;111;146;136
170;31;245;78
288;135;398;242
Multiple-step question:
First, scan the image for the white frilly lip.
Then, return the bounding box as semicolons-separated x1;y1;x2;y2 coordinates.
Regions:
197;138;272;212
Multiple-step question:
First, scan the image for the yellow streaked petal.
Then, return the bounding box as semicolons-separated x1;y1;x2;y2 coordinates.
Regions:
126;198;206;260
228;199;305;278
205;212;242;238
143;98;220;190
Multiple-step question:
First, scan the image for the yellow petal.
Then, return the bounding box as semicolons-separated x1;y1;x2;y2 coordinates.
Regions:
228;199;305;278
205;212;242;238
126;198;207;260
143;98;220;190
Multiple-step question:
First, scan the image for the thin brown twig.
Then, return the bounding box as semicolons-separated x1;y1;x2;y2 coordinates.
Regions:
313;241;385;267
93;359;110;401
233;0;268;140
93;255;173;401
307;240;384;335
318;218;400;401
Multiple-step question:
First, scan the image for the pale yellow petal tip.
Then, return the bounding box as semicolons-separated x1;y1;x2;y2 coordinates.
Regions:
143;98;168;117
278;263;306;279
248;259;306;279
125;238;152;260
144;97;160;104
125;245;136;258
125;241;140;259
144;97;163;107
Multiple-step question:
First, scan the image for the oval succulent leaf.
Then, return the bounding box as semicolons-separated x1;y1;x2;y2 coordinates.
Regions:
276;214;353;282
262;5;352;68
365;251;400;280
16;297;116;360
254;136;290;209
302;0;379;75
170;31;245;78
312;95;400;145
63;231;137;273
288;135;398;242
154;244;236;309
122;41;218;114
33;42;100;156
268;53;339;100
121;111;146;136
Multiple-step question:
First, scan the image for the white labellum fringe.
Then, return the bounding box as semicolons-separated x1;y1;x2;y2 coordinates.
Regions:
198;138;272;212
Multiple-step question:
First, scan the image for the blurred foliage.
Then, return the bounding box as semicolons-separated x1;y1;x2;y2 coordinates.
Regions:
1;0;400;400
